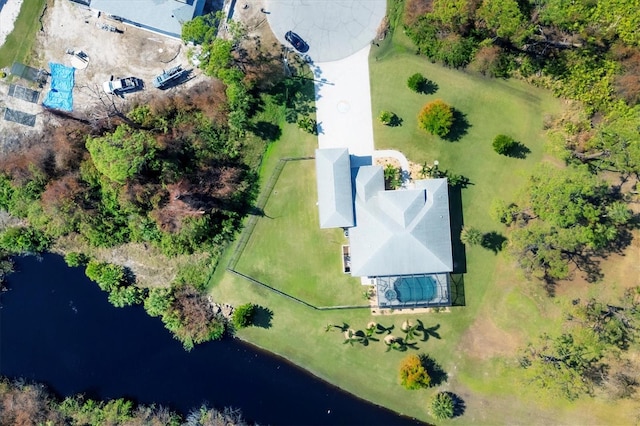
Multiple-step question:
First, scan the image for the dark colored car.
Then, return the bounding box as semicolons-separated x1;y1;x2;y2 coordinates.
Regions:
285;31;309;53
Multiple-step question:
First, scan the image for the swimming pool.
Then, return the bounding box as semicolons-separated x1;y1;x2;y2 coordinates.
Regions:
393;275;437;303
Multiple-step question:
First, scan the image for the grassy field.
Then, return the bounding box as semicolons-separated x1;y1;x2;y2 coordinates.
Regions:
209;28;637;426
0;0;46;69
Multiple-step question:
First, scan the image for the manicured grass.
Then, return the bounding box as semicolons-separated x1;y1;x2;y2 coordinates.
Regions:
210;28;635;425
235;159;365;307
0;0;46;69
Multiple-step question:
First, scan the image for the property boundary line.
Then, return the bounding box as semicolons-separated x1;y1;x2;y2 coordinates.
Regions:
227;156;313;270
225;156;370;311
226;269;371;311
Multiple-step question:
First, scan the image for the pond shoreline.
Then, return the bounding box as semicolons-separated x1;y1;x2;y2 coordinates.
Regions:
0;253;423;425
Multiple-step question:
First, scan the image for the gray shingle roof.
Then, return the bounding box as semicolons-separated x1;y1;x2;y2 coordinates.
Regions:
315;148;355;228
90;0;205;39
349;174;453;276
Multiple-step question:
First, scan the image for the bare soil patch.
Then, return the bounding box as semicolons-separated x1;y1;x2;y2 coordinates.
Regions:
457;314;521;360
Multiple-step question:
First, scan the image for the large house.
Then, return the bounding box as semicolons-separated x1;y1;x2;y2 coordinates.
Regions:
88;0;206;39
315;147;454;309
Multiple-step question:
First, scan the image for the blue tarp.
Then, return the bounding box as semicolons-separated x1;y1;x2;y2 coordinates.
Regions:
43;63;75;112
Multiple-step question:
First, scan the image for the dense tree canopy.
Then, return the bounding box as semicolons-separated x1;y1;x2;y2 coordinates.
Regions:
496;164;632;281
86;125;157;184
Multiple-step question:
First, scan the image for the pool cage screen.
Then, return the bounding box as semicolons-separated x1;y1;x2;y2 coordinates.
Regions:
375;273;450;309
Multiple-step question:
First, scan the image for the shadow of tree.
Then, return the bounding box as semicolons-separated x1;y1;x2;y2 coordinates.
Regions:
419;79;439;94
420;354;447;386
445;392;466;418
251;121;282;142
388;115;403;127
375;323;395;334
252;305;273;329
444;109;471;142
481;231;508;254
505;142;531;159
417;320;441;342
325;322;350;333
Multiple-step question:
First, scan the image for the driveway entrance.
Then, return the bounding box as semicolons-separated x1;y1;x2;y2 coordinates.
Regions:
265;0;386;63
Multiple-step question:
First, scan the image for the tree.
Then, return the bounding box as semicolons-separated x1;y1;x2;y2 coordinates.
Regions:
504;164;632;281
430;392;455;420
460;226;483;246
492;134;517;155
522;333;603;400
0;226;50;254
477;0;530;42
399;354;431;390
85;260;125;292
418;100;454;137
181;13;219;44
85;125;157;184
378;110;396;125
232;303;256;329
407;73;427;92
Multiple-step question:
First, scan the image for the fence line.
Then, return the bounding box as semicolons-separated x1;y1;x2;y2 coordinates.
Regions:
225;156;371;311
226;269;371;311
227;156;314;270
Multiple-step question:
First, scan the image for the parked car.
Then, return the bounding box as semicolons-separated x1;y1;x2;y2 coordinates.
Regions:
102;77;141;95
152;65;185;89
285;31;309;53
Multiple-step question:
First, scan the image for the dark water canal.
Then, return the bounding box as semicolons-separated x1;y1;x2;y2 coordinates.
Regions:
0;254;421;425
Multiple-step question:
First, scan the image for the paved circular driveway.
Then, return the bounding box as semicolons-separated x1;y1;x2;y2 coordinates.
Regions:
265;0;386;63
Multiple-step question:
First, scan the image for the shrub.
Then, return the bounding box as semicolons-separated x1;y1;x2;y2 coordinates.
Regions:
297;116;317;134
431;392;455;420
0;226;50;254
407;73;427;92
378;110;395;125
384;164;402;190
64;252;89;267
493;134;517;155
85;260;125;292
399;354;431;390
232;303;256;329
108;286;144;308
418;100;453;137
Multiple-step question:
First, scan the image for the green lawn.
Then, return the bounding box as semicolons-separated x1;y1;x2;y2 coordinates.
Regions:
235;159;365;307
210;31;634;425
0;0;46;69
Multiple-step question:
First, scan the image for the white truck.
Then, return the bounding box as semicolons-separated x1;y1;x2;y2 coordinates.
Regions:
102;77;141;95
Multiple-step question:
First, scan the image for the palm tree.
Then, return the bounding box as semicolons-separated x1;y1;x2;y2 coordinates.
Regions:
460;226;483;246
325;322;349;333
343;329;363;346
401;320;422;342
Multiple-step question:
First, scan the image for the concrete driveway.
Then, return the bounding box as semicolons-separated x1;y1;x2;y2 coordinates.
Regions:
312;46;375;157
264;0;385;158
265;0;385;63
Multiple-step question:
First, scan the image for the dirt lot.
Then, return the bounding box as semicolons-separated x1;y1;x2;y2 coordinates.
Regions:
0;0;276;153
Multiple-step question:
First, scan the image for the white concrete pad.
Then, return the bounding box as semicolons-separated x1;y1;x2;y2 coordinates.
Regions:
314;46;375;157
265;0;386;62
